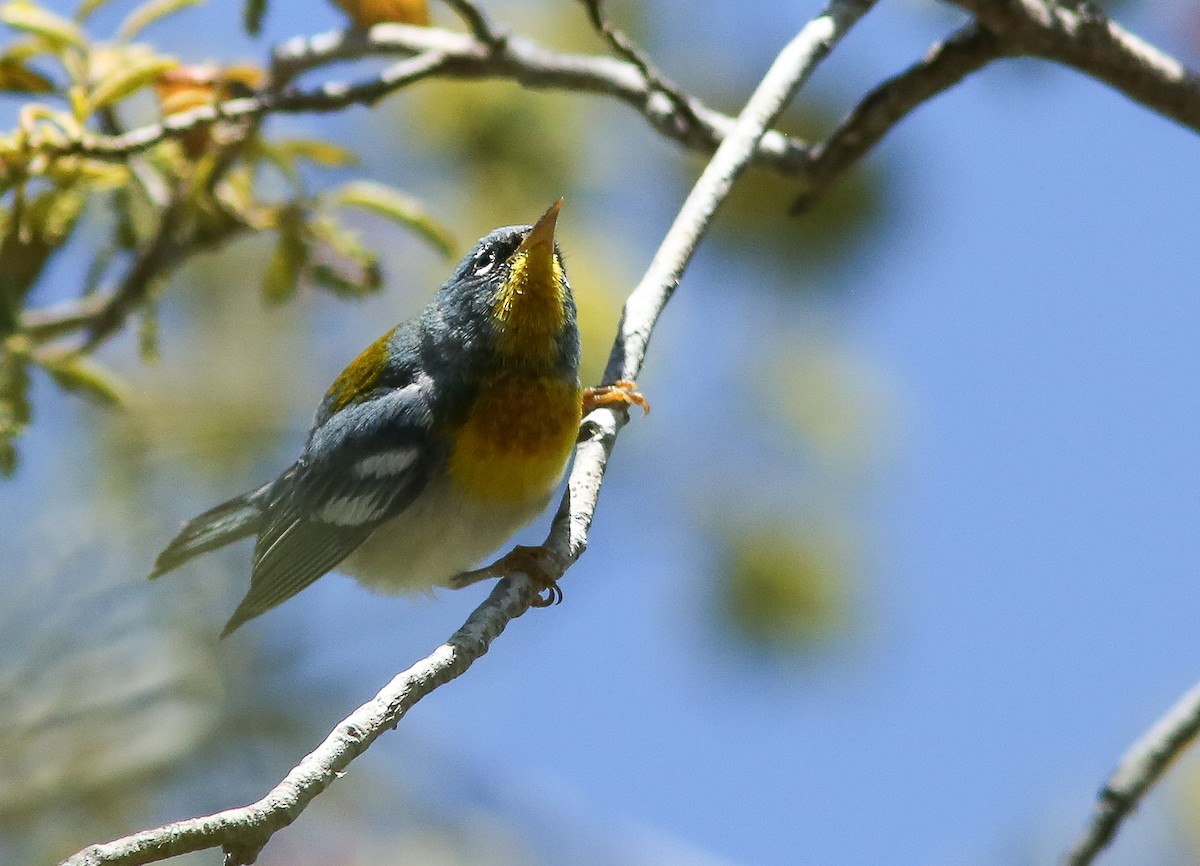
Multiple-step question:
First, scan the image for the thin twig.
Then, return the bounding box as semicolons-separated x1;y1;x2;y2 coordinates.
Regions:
73;25;812;174
578;0;701;134
438;0;505;47
80;196;183;352
58;1;877;863
790;20;1006;213
1064;679;1200;866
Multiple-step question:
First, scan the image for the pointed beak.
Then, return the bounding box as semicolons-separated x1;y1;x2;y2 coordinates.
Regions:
515;198;563;257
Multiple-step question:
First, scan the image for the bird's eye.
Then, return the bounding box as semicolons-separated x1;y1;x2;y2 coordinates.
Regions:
473;249;497;277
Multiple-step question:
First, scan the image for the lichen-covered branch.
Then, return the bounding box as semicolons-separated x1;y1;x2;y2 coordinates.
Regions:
951;0;1200;134
1064;679;1200;866
57;1;878;863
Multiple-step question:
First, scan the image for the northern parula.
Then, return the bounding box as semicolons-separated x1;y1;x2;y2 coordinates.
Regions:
151;200;645;637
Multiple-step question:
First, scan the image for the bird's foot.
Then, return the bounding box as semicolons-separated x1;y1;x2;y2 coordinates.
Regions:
582;379;649;415
449;545;564;607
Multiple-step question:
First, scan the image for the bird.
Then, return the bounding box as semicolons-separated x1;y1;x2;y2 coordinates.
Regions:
150;199;645;637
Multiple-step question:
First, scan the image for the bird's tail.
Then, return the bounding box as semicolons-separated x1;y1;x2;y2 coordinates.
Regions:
150;483;270;579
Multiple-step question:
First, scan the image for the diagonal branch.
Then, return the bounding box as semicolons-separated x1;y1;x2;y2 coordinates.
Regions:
951;0;1200;134
58;1;878;863
790;20;1006;213
1064;678;1200;866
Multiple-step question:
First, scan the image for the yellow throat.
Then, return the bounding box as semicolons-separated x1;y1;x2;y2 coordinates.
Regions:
491;198;568;363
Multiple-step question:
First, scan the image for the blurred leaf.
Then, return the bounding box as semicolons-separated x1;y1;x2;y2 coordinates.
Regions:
75;0;113;21
37;352;126;406
67;81;87;119
272;137;359;169
407;81;582;220
718;522;855;652
0;56;52;91
306;214;382;297
331;180;454;258
0;433;14;474
137;298;159;360
332;0;430;27
760;344;889;470
261;206;307;304
0;219;51;319
112;182;152;250
0;185;89;312
243;0;265;35
81;240;114;296
1;2;88;52
1;34;48;61
28;182;88;244
0;344;30;476
44;155;129;189
86;53;178;111
117;0;203;41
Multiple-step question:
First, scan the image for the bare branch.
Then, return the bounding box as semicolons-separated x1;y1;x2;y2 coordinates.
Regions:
791;21;1006;214
577;0;701;135
66;24;811;174
57;1;877;863
60;578;535;866
55;49;451;159
951;0;1200;134
1064;679;1200;866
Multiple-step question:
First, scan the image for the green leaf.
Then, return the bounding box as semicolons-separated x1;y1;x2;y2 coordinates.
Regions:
38;352;126;406
28;183;88;245
261;207;307;304
306;215;381;298
1;2;88;52
272;137;358;168
86;53;177;110
0;186;89;313
75;0;114;23
0;56;52;91
249;139;301;190
117;0;203;41
243;0;265;35
331;180;454;258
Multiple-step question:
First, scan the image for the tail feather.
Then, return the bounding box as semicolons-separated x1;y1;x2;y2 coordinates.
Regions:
150;484;269;579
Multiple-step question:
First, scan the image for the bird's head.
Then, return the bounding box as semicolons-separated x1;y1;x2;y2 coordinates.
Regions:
439;199;575;366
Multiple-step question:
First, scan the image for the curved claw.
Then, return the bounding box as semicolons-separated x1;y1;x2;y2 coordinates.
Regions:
454;544;564;608
531;581;563;608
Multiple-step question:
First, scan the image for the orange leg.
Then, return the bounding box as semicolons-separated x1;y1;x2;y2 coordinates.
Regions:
582;379;650;415
448;545;564;607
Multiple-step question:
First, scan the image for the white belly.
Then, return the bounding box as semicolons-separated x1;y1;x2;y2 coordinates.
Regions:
336;478;554;594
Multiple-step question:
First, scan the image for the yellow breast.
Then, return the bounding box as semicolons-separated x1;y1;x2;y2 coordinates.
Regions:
448;374;582;504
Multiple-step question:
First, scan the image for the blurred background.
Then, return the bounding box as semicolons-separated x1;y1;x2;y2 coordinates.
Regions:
4;0;1200;864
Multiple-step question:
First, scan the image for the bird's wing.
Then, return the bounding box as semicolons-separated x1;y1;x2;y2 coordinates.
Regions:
222;380;438;636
